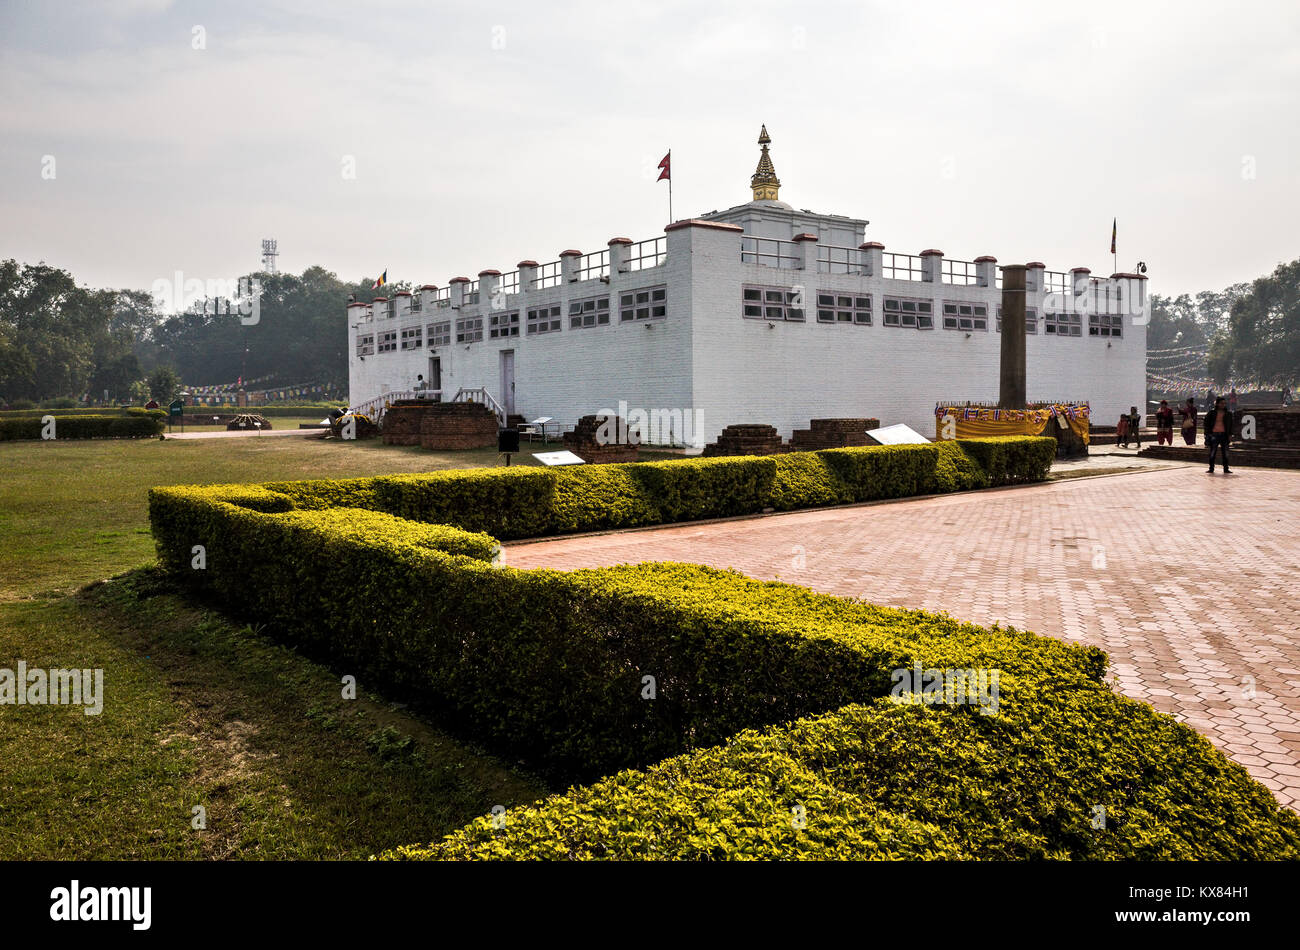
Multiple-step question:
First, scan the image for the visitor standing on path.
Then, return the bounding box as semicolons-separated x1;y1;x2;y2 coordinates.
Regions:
1126;406;1142;448
1179;398;1197;445
1204;396;1234;474
1155;400;1174;445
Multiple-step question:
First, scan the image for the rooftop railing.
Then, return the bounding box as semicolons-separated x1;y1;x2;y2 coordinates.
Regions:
574;249;609;282
626;236;667;272
941;258;980;286
741;236;800;269
881;252;924;282
816;244;870;275
535;260;563;289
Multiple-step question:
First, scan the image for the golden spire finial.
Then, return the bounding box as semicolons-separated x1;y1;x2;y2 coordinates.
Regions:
751;124;780;201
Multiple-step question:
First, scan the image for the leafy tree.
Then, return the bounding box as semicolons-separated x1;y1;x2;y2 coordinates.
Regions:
147;366;181;403
1209;259;1300;387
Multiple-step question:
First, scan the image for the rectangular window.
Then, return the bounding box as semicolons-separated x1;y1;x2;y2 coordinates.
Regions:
816;293;871;325
489;311;520;339
882;296;933;329
743;285;804;321
1045;311;1083;337
455;317;483;344
619;286;667;322
1089;313;1124;338
356;334;374;356
409;296;422;313
427;321;450;347
527;304;562;335
400;326;423;350
377;330;397;353
996;307;1038;334
941;302;988;331
569;295;610;329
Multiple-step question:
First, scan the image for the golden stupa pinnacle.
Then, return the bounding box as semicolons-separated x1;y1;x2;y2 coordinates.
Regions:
750;124;781;201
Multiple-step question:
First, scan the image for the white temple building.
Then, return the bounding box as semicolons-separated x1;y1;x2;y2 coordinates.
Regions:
347;127;1146;444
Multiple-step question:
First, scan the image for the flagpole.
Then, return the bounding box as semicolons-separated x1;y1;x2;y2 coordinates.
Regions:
667;149;673;225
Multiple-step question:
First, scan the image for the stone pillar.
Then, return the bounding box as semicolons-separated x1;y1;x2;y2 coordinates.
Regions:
859;241;884;277
975;255;998;288
448;276;470;308
793;232;818;271
478;269;502;311
920;249;943;283
517;261;538;292
560;249;582;283
608;237;632;274
999;265;1028;409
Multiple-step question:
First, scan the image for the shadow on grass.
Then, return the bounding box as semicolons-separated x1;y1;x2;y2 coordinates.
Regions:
0;568;546;860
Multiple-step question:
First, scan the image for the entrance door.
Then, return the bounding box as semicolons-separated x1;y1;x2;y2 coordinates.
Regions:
500;350;515;414
428;356;442;400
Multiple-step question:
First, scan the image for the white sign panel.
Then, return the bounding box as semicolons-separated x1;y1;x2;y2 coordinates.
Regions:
533;450;586;466
865;423;932;446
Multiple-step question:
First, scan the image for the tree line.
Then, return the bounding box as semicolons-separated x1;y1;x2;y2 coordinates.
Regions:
0;260;382;407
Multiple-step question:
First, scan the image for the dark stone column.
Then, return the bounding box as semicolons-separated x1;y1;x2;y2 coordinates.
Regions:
999;265;1027;409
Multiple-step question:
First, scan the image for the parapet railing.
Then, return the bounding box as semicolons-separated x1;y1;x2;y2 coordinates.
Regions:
535;260;563;289
817;244;870;275
741;236;800;269
881;252;924;282
575;249;610;282
626;236;667;272
498;270;520;296
941;259;980;286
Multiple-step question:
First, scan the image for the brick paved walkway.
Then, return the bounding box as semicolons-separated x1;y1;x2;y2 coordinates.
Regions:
507;468;1300;809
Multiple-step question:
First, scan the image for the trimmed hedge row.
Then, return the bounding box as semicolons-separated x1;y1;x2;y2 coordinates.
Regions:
0;407;166;419
255;438;1056;539
0;414;165;441
150;483;1103;780
384;684;1300;860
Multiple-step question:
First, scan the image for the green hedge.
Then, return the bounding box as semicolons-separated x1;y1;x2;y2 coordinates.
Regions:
0;414;165;441
152;481;1107;779
255;439;1055;540
383;684;1300;860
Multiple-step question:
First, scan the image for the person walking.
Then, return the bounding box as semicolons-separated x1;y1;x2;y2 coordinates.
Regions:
1178;397;1197;445
1127;406;1142;448
1229;388;1239;413
1204;396;1234;474
1155;400;1174;445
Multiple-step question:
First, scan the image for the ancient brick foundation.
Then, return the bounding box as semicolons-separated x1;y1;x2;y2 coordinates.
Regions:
381;401;432;445
563;415;640;463
788;418;880;450
702;424;785;457
418;403;499;451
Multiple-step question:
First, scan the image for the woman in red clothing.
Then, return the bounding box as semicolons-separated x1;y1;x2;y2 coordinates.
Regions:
1155;400;1175;445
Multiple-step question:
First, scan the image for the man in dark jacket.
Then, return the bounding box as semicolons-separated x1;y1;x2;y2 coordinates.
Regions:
1203;396;1234;474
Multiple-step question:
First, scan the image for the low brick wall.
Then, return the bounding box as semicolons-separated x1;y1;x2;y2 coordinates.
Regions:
418;403;499;450
382;402;432;445
789;418;880;450
563;415;640;463
702;424;785;457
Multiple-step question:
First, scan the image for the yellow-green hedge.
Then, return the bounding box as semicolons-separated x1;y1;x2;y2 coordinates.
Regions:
383;683;1300;860
150;482;1102;780
255;438;1055;539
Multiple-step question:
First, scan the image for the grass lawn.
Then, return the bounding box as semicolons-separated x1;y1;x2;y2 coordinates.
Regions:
0;434;560;859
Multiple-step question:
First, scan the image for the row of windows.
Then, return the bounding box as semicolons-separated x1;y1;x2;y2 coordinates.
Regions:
400;327;422;350
742;286;1123;337
377;331;397;353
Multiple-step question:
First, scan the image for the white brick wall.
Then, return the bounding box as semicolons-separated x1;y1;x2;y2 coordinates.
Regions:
349;210;1146;446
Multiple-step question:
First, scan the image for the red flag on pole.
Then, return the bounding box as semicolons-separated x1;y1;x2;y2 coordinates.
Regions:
657;152;671;182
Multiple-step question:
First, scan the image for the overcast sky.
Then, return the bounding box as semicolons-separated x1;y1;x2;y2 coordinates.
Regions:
2;0;1297;304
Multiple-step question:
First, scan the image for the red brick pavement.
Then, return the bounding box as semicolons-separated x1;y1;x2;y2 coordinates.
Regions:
506;468;1300;809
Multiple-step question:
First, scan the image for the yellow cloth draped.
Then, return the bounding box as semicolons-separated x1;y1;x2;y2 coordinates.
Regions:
934;407;1091;445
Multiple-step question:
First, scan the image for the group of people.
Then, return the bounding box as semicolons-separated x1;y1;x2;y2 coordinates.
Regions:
1121;396;1236;474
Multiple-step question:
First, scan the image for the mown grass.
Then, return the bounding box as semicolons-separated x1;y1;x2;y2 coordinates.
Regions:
0;434;565;859
0;569;545;859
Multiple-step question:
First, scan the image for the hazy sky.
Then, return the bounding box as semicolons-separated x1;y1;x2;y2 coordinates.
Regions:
2;0;1298;305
